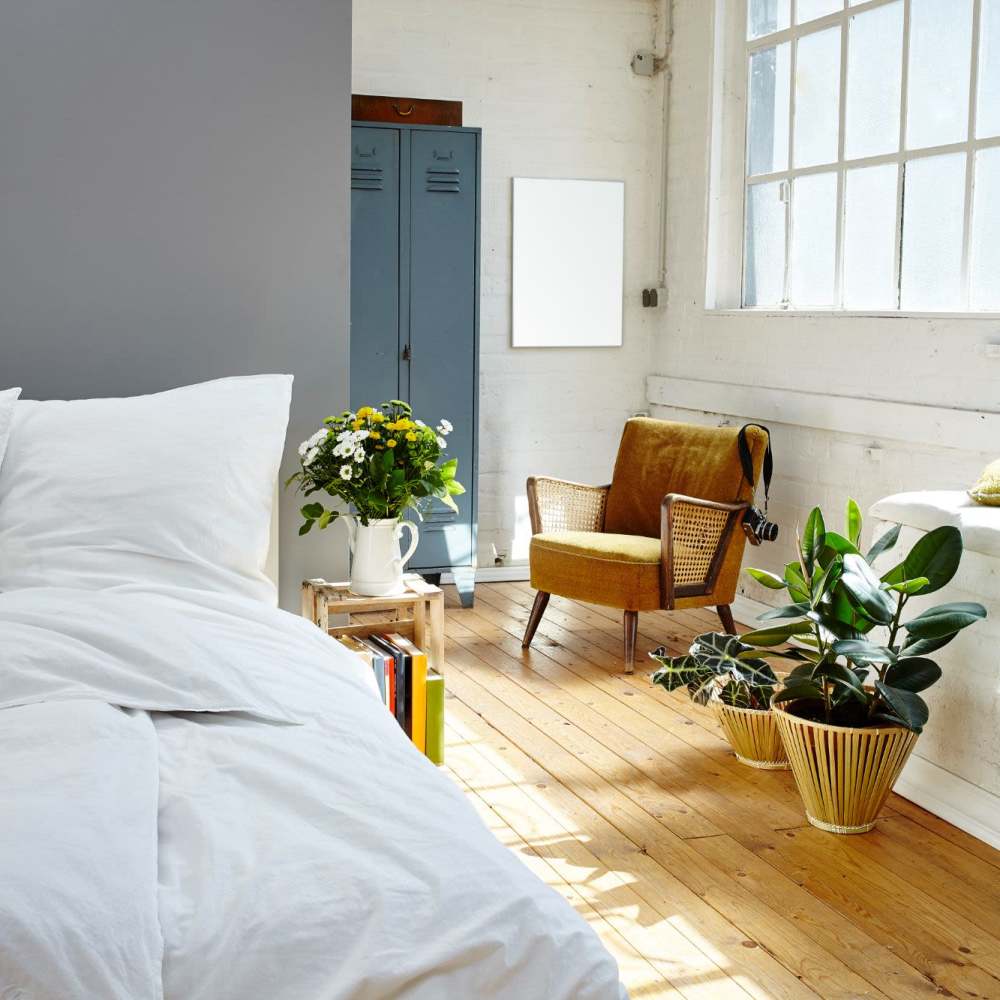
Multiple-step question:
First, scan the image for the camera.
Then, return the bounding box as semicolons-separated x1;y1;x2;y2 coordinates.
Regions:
743;505;779;545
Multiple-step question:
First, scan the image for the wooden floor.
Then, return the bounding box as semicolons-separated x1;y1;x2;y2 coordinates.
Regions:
440;582;1000;1000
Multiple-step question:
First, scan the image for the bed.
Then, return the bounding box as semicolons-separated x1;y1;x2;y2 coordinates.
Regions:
0;376;626;999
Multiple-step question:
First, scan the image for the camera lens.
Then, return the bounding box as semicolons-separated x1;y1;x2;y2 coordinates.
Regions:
763;521;778;542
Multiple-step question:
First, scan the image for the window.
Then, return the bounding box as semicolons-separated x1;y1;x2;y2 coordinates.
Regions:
739;0;1000;311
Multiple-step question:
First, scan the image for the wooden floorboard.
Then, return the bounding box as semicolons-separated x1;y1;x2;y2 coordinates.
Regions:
441;583;1000;1000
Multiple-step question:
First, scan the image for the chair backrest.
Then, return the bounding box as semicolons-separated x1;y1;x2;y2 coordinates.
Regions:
603;418;767;537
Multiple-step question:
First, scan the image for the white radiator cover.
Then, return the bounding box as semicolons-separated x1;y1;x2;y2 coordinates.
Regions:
870;493;1000;850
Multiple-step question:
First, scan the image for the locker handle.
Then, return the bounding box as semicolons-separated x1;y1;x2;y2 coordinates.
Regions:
401;344;412;362
393;103;414;117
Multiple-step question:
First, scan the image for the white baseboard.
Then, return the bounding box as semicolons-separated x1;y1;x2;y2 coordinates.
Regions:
441;564;531;584
894;755;1000;851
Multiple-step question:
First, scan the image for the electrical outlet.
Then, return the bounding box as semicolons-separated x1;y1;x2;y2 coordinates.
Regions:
631;50;656;77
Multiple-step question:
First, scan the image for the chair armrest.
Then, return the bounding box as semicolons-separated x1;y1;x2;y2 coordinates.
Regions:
660;494;749;606
527;476;610;535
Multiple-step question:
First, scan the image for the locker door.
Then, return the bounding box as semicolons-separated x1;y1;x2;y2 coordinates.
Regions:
407;129;478;571
350;126;400;410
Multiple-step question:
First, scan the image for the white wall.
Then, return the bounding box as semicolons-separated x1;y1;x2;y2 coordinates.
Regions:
651;0;1000;608
353;0;665;567
653;0;1000;842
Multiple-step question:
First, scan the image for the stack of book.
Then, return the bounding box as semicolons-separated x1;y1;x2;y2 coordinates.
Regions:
336;633;445;765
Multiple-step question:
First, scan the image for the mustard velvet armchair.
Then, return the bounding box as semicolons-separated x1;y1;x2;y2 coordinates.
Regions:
522;418;768;673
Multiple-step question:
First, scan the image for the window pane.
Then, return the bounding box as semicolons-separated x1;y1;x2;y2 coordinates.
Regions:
744;182;786;306
979;0;1000;138
748;43;791;175
796;0;841;24
900;154;966;311
790;172;837;306
748;0;791;40
843;164;898;309
971;148;1000;310
906;0;973;149
794;26;841;168
845;1;903;159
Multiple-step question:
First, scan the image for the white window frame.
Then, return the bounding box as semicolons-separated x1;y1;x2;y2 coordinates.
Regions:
705;0;1000;316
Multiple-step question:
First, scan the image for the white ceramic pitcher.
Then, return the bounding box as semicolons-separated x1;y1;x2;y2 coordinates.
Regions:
342;516;419;596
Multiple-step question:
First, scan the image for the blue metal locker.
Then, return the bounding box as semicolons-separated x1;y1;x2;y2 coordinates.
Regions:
350;123;480;606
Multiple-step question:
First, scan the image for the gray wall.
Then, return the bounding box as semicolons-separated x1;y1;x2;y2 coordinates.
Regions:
0;0;352;609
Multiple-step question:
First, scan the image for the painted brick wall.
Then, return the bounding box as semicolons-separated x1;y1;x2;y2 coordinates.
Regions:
353;0;665;567
652;0;1000;608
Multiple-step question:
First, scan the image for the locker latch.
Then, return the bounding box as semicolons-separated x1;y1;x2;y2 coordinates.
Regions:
401;344;412;362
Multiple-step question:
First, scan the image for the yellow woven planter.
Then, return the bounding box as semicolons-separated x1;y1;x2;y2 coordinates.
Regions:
715;703;790;770
773;702;919;834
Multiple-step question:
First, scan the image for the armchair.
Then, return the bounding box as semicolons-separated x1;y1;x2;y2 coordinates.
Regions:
522;418;768;672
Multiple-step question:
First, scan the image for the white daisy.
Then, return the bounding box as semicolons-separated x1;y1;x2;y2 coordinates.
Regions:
436;436;447;448
415;419;426;427
298;441;309;457
438;418;453;434
339;464;353;480
308;429;328;447
304;447;320;466
354;447;365;462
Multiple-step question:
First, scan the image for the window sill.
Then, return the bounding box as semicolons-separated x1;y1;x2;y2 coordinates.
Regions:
703;307;1000;321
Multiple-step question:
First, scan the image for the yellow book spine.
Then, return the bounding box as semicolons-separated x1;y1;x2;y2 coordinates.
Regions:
411;650;427;754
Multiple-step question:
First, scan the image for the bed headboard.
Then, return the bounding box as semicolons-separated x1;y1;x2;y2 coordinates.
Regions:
265;483;279;590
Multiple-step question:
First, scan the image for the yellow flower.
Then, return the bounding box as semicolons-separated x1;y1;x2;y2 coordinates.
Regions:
395;418;413;431
371;413;386;424
350;420;362;431
357;406;373;418
385;421;397;432
405;431;417;442
369;430;381;440
386;438;397;448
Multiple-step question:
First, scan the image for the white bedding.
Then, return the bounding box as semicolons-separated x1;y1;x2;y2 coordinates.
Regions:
0;586;626;999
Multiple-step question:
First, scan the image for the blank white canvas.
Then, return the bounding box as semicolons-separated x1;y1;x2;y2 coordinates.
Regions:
512;178;624;347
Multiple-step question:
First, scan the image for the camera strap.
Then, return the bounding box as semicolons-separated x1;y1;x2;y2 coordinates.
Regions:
738;423;772;515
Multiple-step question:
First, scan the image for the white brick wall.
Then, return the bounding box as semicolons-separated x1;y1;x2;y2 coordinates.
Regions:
352;0;664;566
653;0;1000;605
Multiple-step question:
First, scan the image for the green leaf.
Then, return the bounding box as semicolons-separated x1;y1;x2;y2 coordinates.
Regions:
439;458;458;480
900;631;959;657
440;492;459;514
830;638;897;664
886;576;930;595
866;523;901;563
840;553;896;624
815;660;867;703
874;681;929;732
446;479;466;495
884;657;942;693
820;532;861;558
650;653;711;693
845;498;862;546
318;509;334;530
810;557;842;606
757;602;811;621
881;525;962;595
903;601;987;639
298;520;314;536
801;507;826;575
784;562;810;603
300;502;324;520
382;449;395;470
773;680;825;704
740;621;814;646
746;567;787;590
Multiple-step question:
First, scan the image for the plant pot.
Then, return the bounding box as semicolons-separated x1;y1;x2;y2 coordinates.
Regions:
715;703;790;770
772;701;919;834
342;516;419;596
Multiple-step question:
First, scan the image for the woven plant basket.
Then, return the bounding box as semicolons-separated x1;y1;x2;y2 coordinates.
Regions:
773;702;919;834
715;703;790;769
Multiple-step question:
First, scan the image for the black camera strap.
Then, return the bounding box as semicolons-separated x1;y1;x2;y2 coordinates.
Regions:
738;423;772;514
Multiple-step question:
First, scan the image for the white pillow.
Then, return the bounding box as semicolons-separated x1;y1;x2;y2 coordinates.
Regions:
0;375;292;602
0;387;22;474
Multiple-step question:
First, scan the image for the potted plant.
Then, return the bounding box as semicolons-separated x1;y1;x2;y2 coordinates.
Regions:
288;400;464;596
650;633;790;769
741;499;983;833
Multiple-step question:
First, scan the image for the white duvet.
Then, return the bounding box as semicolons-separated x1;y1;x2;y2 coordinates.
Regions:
0;586;626;1000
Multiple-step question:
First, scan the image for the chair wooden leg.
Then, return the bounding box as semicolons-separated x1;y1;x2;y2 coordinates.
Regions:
717;604;736;634
623;610;638;674
522;591;550;649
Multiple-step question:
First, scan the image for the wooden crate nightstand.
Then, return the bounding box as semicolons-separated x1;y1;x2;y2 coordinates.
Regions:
301;574;445;675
